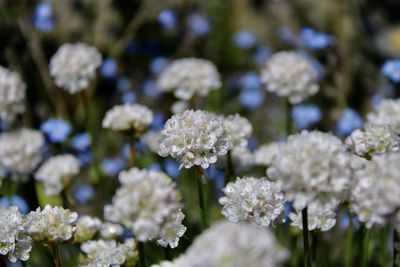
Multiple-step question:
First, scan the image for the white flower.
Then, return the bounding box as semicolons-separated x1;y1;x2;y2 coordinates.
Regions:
346;124;399;158
0;129;44;175
350;153;400;228
35;154;80;195
253;142;283;167
25;205;77;242
99;222;124;239
221;114;252;147
289;200;337;231
157;58;221;100
219;177;285;227
104;168;186;247
367;99;400;133
102;104;153;132
74;216;102;243
267;131;351;210
158;110;230;169
157;210;187;249
0;206;32;262
260;51;319;104
50;43;102;94
141;131;162;154
0;66;26;121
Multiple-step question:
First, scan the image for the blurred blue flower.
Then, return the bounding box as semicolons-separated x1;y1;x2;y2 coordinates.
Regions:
163;159;180;179
381;59;400;83
0;195;29;214
239;88;265;110
299;27;335;50
340;213;350;229
150;112;165;131
100;58;118;79
247;137;258;151
205;167;225;196
121;228;134;240
146;163;162;172
7;260;23;267
150;57;169;74
187;13;210;37
40;118;72;143
233;29;256;49
77;151;92;167
283;202;293;223
158;9;177;30
101;158;125;176
0;119;11;133
253;46;272;66
142;79;161;97
291;104;322;130
117;77;133;93
277;27;298;45
240;72;262;90
336;108;364;136
121;92;137;104
70;133;91;152
72;184;94;205
33;2;55;32
371;94;385;107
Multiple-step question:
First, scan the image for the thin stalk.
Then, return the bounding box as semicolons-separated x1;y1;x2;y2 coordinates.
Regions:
361;227;371;267
138;242;146;267
163;247;172;261
285;100;292;136
51;245;62;267
226;150;235;183
344;219;353;267
394;229;399;267
302;208;311;267
195;166;209;229
129;130;137;166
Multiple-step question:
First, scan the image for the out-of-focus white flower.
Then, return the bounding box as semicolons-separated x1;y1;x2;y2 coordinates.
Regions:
171;100;189;114
260;51;319;104
267;131;351;210
350;153;400;228
253;142;283;167
35;154;80;195
102;104;153;133
99;222;124;240
49;43;102;94
24;205;77;242
74;215;102;243
367;99;400;133
0;129;44;175
157;58;221;100
0;66;26;121
158;110;230;169
221;114;252;147
141;131;162;154
230;146;254;172
346;124;399;158
104;168;186;248
0;206;32;262
289;200;337;231
219;177;284;227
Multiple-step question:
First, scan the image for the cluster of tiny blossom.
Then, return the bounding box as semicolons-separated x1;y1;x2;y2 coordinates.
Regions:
24;205;78;243
104;168;186;248
158;110;230;169
0;66;26;121
346;124;400;158
0;129;44;175
350;153;400;228
289;200;337;231
367;99;400;133
157;58;221;100
260;51;319;104
0;206;32;262
74;216;102;243
221;114;252;147
49;43;102;94
35;154;80;195
267;131;351;210
253;142;283;167
219;177;285;227
80;238;137;266
102;104;154;133
153;222;288;267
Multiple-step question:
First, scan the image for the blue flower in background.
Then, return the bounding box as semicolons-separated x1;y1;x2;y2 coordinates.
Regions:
163;159;180;179
146;163;162;172
142;80;161;98
299;27;335;50
253;46;272;66
239;88;265;110
371;94;385;107
277;27;298;45
150;112;166;131
205;167;225;197
381;59;400;83
0;119;11;133
117;77;132;93
233;29;256;49
158;9;177;30
33;2;55;32
100;58;118;79
71;132;91;152
150;57;168;74
101;158;126;176
0;195;29;213
283;202;293;223
72;184;94;204
121;92;137;104
121;228;134;240
291;104;322;130
187;14;210;37
77;151;92;167
40;118;72;143
240;72;262;89
336;108;364;136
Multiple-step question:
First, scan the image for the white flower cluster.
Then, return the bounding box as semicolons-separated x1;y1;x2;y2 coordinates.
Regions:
104;168;186;248
152;222;288;267
35;154;80;195
367;99;400;133
350;153;400;228
99;222;124;240
102;104;154;133
159;110;230;169
219;177;285;227
0;129;44;175
346;124;399;158
0;206;32;262
253;142;283;167
157;58;221;100
74;216;102;243
24;205;78;242
0;66;26;121
289;201;337;231
267;131;351;210
260;51;319;104
80;238;137;266
221;114;252;147
49;43;102;94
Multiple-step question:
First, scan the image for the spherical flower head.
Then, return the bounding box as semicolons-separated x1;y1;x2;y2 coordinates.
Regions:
0;66;26;121
74;215;102;243
24;205;77;243
49;43;102;94
350;153;400;228
102;104;154;133
104;168;186;247
267;131;351;210
253;142;283;167
260;51;319;104
35;154;80;195
157;58;221;100
219;177;285;227
289;200;337;231
367;99;400;133
221;114;252;147
158;110;230;169
0;128;44;175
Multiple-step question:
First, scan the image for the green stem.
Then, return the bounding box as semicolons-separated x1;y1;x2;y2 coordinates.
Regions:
163;247;172;261
195;166;209;229
394;230;398;267
129;131;137;166
226;150;235;183
361;227;371;267
344;218;353;267
302;208;311;267
51;245;62;267
285;100;292;136
138;242;146;267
